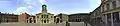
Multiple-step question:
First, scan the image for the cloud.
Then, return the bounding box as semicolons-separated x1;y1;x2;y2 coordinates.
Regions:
13;7;28;14
39;0;47;4
12;0;35;14
12;0;48;15
13;5;34;14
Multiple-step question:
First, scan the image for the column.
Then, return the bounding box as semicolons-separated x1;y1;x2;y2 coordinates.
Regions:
111;13;114;26
104;14;107;26
101;14;105;26
119;12;120;20
35;16;38;23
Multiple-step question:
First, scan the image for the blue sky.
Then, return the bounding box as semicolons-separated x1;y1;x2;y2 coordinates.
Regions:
0;0;101;15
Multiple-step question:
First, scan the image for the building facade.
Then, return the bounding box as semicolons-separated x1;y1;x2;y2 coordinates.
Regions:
27;16;36;23
90;0;120;26
0;12;18;23
18;13;30;23
68;13;90;22
54;13;68;24
36;4;54;24
101;0;120;26
90;6;103;26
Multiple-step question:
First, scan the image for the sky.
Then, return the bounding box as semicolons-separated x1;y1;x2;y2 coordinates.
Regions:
0;0;101;15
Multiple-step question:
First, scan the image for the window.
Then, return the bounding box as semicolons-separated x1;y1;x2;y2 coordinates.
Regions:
44;20;46;23
42;15;48;18
43;15;45;18
112;1;116;9
37;16;39;18
113;12;119;22
27;20;28;23
102;5;104;11
46;15;48;18
60;20;62;23
54;20;55;22
41;15;43;18
106;4;110;10
76;19;80;22
76;19;77;22
29;18;32;23
107;13;112;26
51;16;52;18
56;18;59;23
47;19;49;23
42;19;49;23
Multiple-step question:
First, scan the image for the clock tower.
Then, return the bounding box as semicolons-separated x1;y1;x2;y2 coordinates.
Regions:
42;4;47;13
36;4;54;24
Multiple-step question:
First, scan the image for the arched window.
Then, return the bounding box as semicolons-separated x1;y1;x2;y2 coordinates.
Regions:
41;15;44;18
44;20;46;23
56;18;60;23
29;18;32;23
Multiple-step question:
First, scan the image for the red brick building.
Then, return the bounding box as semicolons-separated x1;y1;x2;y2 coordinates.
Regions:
18;13;30;23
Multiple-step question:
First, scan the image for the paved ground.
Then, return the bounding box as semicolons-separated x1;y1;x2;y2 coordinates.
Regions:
69;22;91;26
0;23;65;26
0;22;91;26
